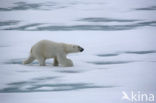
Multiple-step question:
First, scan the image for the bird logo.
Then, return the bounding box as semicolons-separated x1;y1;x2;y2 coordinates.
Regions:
122;91;131;101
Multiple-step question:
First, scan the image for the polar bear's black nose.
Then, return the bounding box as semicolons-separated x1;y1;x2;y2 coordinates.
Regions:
80;47;84;52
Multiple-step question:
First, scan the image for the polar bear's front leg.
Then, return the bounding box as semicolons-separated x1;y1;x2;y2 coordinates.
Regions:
65;59;73;67
57;54;73;67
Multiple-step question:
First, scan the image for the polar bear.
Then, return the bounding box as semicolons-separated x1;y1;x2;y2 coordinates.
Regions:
23;40;84;67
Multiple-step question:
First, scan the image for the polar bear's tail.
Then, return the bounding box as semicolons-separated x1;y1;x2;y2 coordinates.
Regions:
23;49;35;64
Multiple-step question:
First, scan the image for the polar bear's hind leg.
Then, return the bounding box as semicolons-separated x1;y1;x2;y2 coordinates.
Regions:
37;57;46;66
23;56;35;64
53;57;59;66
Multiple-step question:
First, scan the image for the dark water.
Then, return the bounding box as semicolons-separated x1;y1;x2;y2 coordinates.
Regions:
87;61;133;65
97;50;156;57
0;2;66;11
0;76;113;93
1;20;156;31
0;1;156;31
135;6;156;11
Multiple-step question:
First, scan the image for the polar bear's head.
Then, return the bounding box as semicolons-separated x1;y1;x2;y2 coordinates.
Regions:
64;44;84;53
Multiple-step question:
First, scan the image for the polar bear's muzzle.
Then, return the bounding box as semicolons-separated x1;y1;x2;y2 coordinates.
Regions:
79;46;84;52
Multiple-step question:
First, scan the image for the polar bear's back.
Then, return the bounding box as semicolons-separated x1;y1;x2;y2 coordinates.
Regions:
31;40;64;58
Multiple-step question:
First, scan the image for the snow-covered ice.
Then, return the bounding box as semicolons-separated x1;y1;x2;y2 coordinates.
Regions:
0;0;156;103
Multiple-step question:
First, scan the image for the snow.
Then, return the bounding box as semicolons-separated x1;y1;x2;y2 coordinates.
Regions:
0;0;156;103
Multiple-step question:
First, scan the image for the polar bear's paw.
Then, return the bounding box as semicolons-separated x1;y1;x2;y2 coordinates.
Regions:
62;59;73;67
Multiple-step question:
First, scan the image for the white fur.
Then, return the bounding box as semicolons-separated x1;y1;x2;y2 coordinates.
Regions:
23;40;83;67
